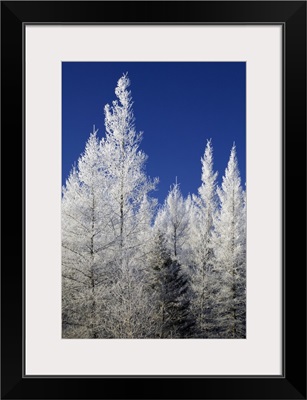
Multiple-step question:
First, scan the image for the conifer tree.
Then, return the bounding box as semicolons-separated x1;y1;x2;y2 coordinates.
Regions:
100;73;158;337
213;144;246;338
147;231;194;338
102;73;157;257
62;129;111;338
190;139;218;337
154;182;190;264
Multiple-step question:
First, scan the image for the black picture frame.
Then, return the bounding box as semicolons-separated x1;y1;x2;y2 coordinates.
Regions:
1;1;306;399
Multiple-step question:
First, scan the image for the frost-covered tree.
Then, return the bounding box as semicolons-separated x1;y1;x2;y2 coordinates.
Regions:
190;139;218;337
213;144;246;338
62;129;112;338
154;182;191;264
99;73;158;337
102;73;157;255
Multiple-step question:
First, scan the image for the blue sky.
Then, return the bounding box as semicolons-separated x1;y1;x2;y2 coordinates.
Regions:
62;62;246;205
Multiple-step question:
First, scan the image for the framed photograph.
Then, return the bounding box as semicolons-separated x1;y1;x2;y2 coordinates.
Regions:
1;1;306;399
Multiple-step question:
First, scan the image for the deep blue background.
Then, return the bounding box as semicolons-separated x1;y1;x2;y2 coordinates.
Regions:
62;62;246;204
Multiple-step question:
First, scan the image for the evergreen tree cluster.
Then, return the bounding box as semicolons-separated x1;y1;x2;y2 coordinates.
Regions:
62;73;246;339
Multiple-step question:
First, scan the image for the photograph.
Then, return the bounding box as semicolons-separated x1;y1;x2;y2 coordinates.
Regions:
2;0;306;397
61;62;246;339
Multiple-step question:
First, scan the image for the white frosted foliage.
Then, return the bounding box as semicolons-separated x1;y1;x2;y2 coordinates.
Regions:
62;73;246;339
189;140;218;337
213;144;246;338
154;182;191;264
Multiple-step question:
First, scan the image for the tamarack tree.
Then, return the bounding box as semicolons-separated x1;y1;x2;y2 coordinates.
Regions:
213;144;246;338
189;140;218;337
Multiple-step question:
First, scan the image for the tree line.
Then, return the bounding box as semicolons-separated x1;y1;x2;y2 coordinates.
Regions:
62;73;246;339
